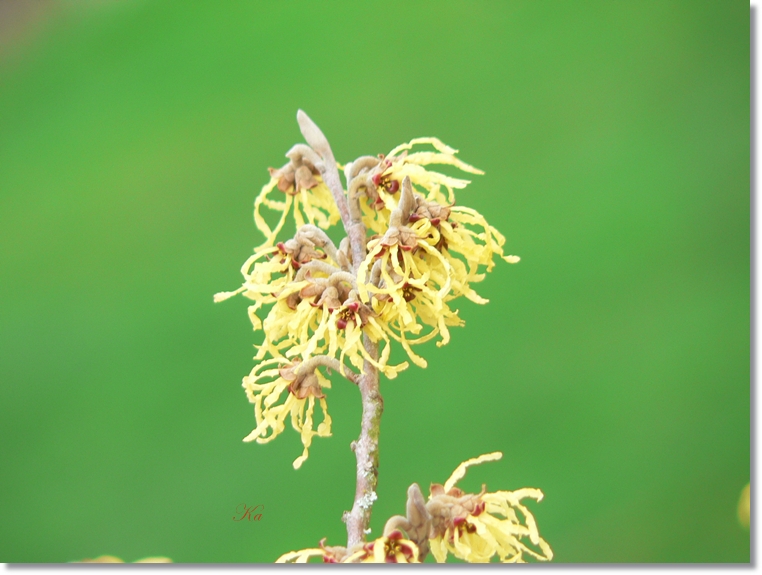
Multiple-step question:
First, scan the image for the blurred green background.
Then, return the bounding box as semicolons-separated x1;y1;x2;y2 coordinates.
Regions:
0;0;749;564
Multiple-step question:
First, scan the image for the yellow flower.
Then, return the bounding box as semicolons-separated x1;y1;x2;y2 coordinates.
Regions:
214;224;340;323
357;238;462;368
427;452;553;563
241;358;332;469
254;148;340;247
221;136;517;381
351;137;483;236
354;170;518;368
219;131;520;474
422;205;521;302
276;533;420;563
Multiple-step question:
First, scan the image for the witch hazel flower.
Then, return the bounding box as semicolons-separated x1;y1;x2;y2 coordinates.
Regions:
253;145;341;247
426;452;553;563
240;357;334;469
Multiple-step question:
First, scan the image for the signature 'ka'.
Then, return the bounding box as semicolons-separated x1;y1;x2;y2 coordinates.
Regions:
216;111;552;563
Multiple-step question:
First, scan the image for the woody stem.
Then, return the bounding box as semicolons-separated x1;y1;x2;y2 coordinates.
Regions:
344;336;382;548
343;159;380;547
296;110;381;547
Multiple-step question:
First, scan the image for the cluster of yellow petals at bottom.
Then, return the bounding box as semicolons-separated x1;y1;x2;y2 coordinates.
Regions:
429;490;553;564
276;532;420;564
428;452;553;564
76;556;171;563
241;358;332;469
275;452;552;564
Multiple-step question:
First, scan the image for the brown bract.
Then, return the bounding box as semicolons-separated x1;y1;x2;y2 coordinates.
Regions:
379;225;418;251
382;483;432;559
298;275;353;310
346;154;398;210
426;483;487;539
276;237;326;268
268;157;320;195
318;539;351;563
409;197;452;226
312;285;342;310
280;360;325;399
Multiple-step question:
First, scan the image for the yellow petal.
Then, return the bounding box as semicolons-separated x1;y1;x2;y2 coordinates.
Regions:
443;452;503;492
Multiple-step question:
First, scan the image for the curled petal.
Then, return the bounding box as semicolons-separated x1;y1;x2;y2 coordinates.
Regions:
444;452;503;492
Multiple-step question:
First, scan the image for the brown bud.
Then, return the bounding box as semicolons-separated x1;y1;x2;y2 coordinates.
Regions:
314;286;342;310
294;164;319;191
287;371;324;399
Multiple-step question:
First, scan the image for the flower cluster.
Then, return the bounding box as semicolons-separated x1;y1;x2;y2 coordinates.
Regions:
216;133;518;468
276;452;552;563
349;139;519;367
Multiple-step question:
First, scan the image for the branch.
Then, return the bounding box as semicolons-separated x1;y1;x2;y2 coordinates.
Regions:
297;355;361;386
295;111;381;549
344;335;382;547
